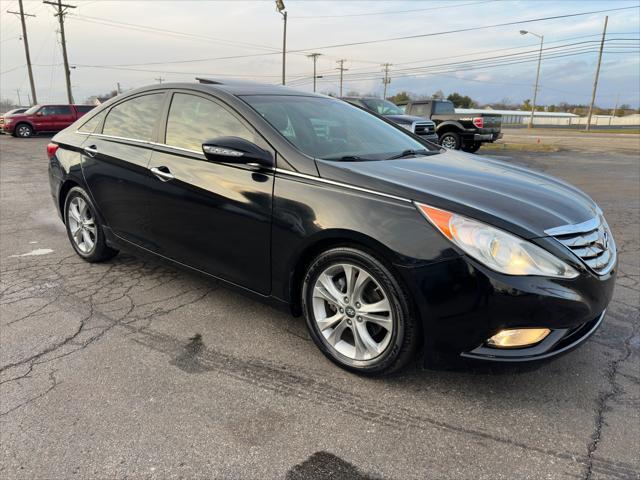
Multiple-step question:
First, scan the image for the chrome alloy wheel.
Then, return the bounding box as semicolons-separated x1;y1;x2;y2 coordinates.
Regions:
441;135;457;149
67;197;97;254
312;263;393;361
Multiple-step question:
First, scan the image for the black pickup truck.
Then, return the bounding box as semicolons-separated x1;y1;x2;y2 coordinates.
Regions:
397;100;502;153
341;97;439;144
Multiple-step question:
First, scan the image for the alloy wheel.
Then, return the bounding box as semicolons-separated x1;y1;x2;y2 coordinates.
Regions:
16;125;32;137
312;263;393;361
441;135;457;149
67;196;97;254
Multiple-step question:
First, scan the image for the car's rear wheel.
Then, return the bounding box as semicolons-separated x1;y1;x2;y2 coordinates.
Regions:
302;247;419;375
64;187;118;262
439;132;461;150
15;123;33;138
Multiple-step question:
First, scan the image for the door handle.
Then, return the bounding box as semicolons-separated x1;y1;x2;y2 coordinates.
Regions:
150;166;174;182
84;145;98;157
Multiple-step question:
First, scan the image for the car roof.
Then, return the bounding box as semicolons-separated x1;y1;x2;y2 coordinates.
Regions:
133;79;325;98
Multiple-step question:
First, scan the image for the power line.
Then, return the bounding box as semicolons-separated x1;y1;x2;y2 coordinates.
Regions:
288;5;640;52
293;0;496;19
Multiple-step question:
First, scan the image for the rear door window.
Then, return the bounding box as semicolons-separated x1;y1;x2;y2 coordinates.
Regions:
103;94;164;141
56;106;73;115
165;93;256;151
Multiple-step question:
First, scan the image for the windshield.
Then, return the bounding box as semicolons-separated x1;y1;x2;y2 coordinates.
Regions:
242;95;438;161
362;98;404;116
24;105;42;115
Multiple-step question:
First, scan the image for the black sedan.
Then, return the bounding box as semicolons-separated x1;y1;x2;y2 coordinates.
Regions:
47;80;616;375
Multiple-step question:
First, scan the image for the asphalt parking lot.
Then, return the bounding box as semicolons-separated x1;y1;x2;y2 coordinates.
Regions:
1;133;638;480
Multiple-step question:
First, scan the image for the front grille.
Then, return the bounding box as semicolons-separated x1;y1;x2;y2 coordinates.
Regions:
549;216;616;275
414;122;434;135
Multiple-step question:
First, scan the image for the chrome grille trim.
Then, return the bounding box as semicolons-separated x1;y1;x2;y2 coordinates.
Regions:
547;216;616;275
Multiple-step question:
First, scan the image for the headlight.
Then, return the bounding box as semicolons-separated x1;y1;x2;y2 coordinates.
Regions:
416;203;579;278
399;123;413;132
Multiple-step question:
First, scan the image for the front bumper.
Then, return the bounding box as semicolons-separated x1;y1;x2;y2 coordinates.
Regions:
396;252;616;365
461;310;605;362
2;123;15;134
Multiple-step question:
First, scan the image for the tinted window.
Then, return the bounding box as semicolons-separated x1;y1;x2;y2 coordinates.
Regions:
362;99;404;115
103;94;164;141
243;95;438;160
165;93;255;151
76;105;95;113
410;104;430;117
56;106;73;115
39;106;57;116
78;110;106;133
433;101;455;114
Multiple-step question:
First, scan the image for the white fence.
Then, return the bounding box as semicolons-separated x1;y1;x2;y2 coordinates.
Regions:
509;115;640;127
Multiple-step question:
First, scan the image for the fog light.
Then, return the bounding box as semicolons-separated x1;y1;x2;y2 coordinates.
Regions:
487;328;551;348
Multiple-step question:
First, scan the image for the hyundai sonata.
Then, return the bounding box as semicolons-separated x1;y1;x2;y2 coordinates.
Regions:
47;79;616;374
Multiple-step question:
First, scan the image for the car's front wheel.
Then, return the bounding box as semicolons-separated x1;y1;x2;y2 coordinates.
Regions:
14;123;33;138
302;247;419;375
439;131;461;150
64;186;118;262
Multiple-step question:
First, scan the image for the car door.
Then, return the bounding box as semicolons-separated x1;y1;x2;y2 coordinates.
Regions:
145;91;274;294
33;106;56;131
54;105;76;131
81;92;166;249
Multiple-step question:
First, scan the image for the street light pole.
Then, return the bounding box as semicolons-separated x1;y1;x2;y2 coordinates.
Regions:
276;0;287;85
520;30;543;129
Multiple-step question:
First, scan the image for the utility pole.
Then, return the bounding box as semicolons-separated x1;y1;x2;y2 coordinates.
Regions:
307;53;322;92
336;59;348;97
381;63;392;99
44;0;76;104
16;89;22;106
586;16;608;131
276;0;287;85
116;82;122;94
155;77;165;84
7;1;38;105
611;93;619;118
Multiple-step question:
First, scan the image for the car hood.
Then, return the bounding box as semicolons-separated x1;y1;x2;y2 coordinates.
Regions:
384;114;433;125
315;150;599;239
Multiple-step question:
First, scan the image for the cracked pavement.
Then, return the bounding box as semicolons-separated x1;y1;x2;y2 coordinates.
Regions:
1;134;638;479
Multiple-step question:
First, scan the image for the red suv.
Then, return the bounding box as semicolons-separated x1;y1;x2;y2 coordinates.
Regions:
2;104;95;138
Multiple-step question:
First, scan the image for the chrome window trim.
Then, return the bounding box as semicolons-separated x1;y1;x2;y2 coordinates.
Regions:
76;132;410;203
274;168;411;203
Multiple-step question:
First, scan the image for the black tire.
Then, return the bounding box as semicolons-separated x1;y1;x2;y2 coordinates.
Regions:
63;186;118;262
302;247;419;376
14;123;33;138
439;131;461;150
462;142;482;153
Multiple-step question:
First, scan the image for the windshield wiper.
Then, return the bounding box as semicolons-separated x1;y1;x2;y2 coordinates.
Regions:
386;149;429;160
326;155;374;161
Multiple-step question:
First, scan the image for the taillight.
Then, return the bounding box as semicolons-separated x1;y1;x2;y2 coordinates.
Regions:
47;143;59;160
472;117;484;129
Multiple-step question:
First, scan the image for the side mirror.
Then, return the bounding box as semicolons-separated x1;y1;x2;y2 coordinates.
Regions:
202;137;272;167
35;111;43;116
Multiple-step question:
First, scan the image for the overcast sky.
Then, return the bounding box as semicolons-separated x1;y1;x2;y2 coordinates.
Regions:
1;0;639;107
